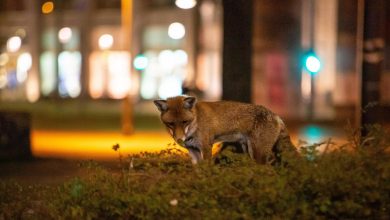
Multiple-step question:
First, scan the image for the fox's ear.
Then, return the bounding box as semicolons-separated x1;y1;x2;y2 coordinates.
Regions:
154;99;168;112
183;96;197;109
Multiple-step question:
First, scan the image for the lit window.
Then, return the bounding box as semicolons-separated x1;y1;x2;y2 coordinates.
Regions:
58;51;82;98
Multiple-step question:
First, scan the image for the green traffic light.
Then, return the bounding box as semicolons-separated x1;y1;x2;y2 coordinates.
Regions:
305;55;321;73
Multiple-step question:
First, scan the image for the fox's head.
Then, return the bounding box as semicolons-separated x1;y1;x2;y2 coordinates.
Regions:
154;96;197;146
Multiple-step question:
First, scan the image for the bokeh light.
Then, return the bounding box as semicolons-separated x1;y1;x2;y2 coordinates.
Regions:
107;52;131;99
16;52;32;83
133;54;149;70
7;36;22;52
140;75;157;99
300;125;328;144
98;34;114;50
42;1;54;14
89;52;105;99
158;50;175;70
26;75;40;103
15;28;26;38
0;72;7;89
175;0;197;9
0;53;9;66
158;76;183;99
58;27;72;44
40;51;56;96
305;55;321;73
173;49;188;66
89;51;131;99
168;22;185;40
58;51;82;98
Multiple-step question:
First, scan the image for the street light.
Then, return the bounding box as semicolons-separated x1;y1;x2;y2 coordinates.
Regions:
133;54;148;71
303;51;321;74
98;34;114;50
58;27;72;44
7;36;22;53
168;22;186;40
175;0;197;9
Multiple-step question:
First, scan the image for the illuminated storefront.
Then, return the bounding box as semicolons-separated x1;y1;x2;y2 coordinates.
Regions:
0;0;222;102
139;24;189;99
40;27;82;98
89;27;132;99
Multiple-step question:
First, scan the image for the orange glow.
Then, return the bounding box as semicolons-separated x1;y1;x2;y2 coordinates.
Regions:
31;130;344;160
121;0;133;49
32;130;173;160
31;130;228;160
42;1;54;14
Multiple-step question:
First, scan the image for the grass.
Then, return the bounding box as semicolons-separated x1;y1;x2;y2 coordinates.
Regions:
1;124;390;219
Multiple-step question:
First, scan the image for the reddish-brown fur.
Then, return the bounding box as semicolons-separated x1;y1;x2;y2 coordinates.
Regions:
154;96;295;164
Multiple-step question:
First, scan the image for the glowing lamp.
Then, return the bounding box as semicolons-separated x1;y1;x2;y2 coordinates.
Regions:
42;1;54;14
58;27;72;43
303;51;321;74
168;22;185;40
175;0;197;9
98;34;114;50
7;36;22;53
133;55;148;70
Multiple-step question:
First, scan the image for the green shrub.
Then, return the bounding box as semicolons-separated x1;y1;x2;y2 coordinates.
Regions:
1;125;389;219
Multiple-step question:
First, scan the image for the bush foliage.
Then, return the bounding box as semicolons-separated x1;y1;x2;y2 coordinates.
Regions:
1;125;390;219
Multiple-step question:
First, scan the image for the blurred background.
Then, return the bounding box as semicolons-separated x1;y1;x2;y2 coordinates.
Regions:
0;0;390;160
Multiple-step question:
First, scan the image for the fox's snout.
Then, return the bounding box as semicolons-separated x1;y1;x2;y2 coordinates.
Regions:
174;134;194;146
174;136;186;145
171;126;187;145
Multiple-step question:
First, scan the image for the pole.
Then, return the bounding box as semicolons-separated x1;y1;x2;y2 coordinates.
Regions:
302;0;315;120
309;0;314;120
222;0;253;103
309;73;315;120
360;0;385;136
121;0;134;135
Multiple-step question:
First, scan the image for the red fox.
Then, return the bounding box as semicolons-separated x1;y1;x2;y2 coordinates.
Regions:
154;96;296;164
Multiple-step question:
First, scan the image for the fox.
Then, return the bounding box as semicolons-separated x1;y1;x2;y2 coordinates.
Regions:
154;95;296;164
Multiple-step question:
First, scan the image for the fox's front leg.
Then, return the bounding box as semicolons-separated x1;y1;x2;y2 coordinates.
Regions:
184;136;212;164
187;147;202;164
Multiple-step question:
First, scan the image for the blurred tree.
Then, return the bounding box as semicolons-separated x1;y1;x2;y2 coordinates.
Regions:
221;0;253;103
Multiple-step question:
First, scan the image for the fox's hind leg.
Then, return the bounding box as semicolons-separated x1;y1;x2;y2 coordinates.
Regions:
248;130;280;164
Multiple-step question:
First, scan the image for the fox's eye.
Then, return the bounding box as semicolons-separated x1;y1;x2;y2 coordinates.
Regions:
166;122;174;128
182;120;189;124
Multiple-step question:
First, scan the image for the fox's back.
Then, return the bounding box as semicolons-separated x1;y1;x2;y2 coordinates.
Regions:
195;101;279;136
